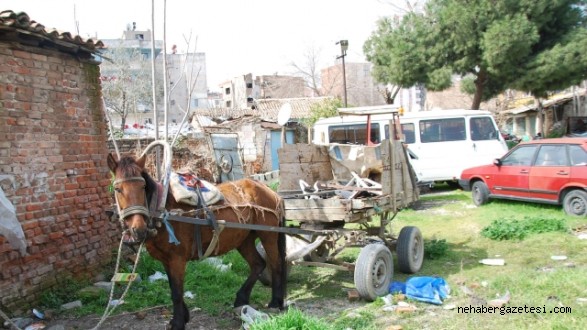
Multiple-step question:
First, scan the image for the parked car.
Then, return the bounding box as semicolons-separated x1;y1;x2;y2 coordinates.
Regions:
459;138;587;216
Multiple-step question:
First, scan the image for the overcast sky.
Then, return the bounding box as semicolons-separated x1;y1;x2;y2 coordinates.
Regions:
3;0;396;90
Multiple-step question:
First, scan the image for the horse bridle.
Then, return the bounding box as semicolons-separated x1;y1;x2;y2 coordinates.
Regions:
113;176;156;232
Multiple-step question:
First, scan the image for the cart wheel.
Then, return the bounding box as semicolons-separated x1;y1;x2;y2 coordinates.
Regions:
396;226;424;274
354;243;393;301
255;242;291;286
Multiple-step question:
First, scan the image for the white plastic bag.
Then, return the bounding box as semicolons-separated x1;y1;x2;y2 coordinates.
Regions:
0;187;27;256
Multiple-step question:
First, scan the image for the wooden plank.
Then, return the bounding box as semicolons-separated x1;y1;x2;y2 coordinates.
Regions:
278;144;331;164
284;198;351;209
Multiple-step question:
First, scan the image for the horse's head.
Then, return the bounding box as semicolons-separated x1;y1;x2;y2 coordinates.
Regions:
107;153;154;242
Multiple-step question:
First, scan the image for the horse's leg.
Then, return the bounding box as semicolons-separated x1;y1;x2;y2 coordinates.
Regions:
163;258;190;330
234;233;265;308
258;228;287;309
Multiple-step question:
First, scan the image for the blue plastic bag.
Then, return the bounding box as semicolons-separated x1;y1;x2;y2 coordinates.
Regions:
405;276;450;305
388;281;406;294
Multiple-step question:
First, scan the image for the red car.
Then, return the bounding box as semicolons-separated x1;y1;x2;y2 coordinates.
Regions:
459;138;587;216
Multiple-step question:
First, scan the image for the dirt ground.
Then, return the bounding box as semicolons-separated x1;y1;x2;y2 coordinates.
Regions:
42;306;242;330
40;298;365;330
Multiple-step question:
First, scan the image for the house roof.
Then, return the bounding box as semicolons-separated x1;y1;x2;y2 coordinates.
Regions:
0;10;104;57
505;89;587;115
254;97;333;122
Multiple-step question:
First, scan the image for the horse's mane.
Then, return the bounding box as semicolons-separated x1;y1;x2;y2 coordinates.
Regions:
117;156;159;209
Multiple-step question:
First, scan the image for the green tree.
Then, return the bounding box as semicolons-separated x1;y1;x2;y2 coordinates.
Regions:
365;0;587;109
302;98;343;127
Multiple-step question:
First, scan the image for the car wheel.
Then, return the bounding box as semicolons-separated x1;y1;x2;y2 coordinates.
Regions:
563;190;587;216
472;181;489;206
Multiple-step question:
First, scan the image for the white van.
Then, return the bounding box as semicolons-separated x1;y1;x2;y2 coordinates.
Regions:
312;106;509;185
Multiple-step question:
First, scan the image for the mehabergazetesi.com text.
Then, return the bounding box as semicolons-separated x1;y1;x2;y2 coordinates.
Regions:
457;305;572;315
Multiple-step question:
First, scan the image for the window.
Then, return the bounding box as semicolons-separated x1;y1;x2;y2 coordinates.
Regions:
471;117;497;141
226;100;231;107
225;87;231;95
328;123;381;145
191;99;198;107
246;82;253;88
420;118;465;143
135;34;144;40
247;97;254;103
401;123;416;144
501;145;537;166
570;145;587;166
535;145;567;166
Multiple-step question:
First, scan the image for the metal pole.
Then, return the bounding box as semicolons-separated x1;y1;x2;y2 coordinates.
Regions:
342;53;347;107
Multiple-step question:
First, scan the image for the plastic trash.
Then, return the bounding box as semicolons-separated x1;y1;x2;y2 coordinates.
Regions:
240;305;269;330
551;255;568;261
404;276;451;305
184;291;194;299
389;281;406;294
479;258;505;266
148;271;168;282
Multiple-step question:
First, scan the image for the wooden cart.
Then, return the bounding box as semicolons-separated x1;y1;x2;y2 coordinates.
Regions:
273;130;422;301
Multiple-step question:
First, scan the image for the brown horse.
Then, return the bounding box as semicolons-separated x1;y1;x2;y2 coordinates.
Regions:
107;153;287;330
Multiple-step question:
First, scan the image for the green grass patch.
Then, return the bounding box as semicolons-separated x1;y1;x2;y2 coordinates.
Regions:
481;217;568;241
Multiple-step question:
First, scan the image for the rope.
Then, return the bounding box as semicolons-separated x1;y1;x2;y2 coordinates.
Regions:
90;232;144;330
0;308;23;330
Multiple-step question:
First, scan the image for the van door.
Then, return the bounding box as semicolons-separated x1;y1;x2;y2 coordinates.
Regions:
408;117;468;182
469;116;508;169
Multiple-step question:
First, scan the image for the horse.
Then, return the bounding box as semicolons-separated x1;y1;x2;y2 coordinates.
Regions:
106;153;287;330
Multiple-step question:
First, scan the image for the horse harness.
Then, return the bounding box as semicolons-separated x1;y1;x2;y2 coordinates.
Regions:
113;175;223;259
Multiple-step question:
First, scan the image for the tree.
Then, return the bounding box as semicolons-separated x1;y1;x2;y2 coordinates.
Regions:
100;44;159;131
290;44;330;96
365;0;587;109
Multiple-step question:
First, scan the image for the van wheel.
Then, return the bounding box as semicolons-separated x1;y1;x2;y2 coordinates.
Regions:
563;190;587;216
472;181;489;206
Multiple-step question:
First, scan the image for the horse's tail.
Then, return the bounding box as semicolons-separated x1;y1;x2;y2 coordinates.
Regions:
278;202;288;307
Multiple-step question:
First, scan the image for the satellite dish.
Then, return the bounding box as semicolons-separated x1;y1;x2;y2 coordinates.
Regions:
277;103;292;126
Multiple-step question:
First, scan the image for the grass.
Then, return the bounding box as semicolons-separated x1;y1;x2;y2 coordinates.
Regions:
39;186;587;329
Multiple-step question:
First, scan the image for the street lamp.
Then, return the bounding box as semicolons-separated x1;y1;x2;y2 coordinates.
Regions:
336;40;348;107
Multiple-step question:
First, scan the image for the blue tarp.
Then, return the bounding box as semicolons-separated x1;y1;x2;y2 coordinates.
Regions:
389;276;450;305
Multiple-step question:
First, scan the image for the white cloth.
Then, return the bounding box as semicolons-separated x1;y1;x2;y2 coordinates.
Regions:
169;171;223;206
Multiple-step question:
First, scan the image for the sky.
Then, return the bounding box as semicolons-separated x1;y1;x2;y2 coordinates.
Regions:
2;0;397;90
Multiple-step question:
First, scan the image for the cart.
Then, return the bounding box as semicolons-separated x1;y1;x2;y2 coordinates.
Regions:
265;120;422;301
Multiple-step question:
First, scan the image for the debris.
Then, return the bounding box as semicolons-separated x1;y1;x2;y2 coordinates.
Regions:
395;301;418;313
60;300;82;310
93;281;113;291
347;289;361;302
481;281;488;288
479;258;505;266
577;233;587;240
4;317;33;329
239;305;269;330
184;291;194;299
576;298;587;304
443;304;457;310
135;311;147;320
385;325;403;330
109;299;124;306
148;271;168;282
24;322;46;330
550;255;567;261
32;308;44;320
488;291;510;308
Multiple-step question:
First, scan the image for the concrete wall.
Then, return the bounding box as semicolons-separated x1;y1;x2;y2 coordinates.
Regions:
0;41;117;313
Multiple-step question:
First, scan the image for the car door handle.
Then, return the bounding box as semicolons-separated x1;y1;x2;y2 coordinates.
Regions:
520;169;529;174
557;171;569;175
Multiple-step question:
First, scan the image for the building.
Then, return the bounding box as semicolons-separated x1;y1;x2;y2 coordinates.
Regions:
100;24;208;128
321;62;386;107
167;51;209;123
253;75;306;100
219;73;254;109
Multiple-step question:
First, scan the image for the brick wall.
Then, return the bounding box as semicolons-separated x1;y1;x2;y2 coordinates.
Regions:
0;42;118;313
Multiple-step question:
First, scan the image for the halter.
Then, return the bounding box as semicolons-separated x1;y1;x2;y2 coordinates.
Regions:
113;176;154;229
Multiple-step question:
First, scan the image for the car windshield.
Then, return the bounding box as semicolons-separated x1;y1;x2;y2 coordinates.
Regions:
501;145;538;166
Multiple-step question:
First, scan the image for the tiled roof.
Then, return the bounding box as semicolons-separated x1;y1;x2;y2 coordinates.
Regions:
0;10;104;55
255;97;333;122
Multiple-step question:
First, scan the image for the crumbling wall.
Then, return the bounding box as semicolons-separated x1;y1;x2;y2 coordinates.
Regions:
0;42;116;313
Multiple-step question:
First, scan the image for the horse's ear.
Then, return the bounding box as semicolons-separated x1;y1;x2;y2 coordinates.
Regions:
136;154;147;169
107;153;118;172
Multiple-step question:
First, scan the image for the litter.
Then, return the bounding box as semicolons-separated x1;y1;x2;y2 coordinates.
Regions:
550;255;568;261
148;271;168;282
479;258;505;266
239;305;269;330
184;291;194;299
488;290;510;307
391;276;450;305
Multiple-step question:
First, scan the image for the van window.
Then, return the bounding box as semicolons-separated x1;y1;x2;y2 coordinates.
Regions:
420;118;465;143
471;117;497;141
384;123;415;143
328;123;381;144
